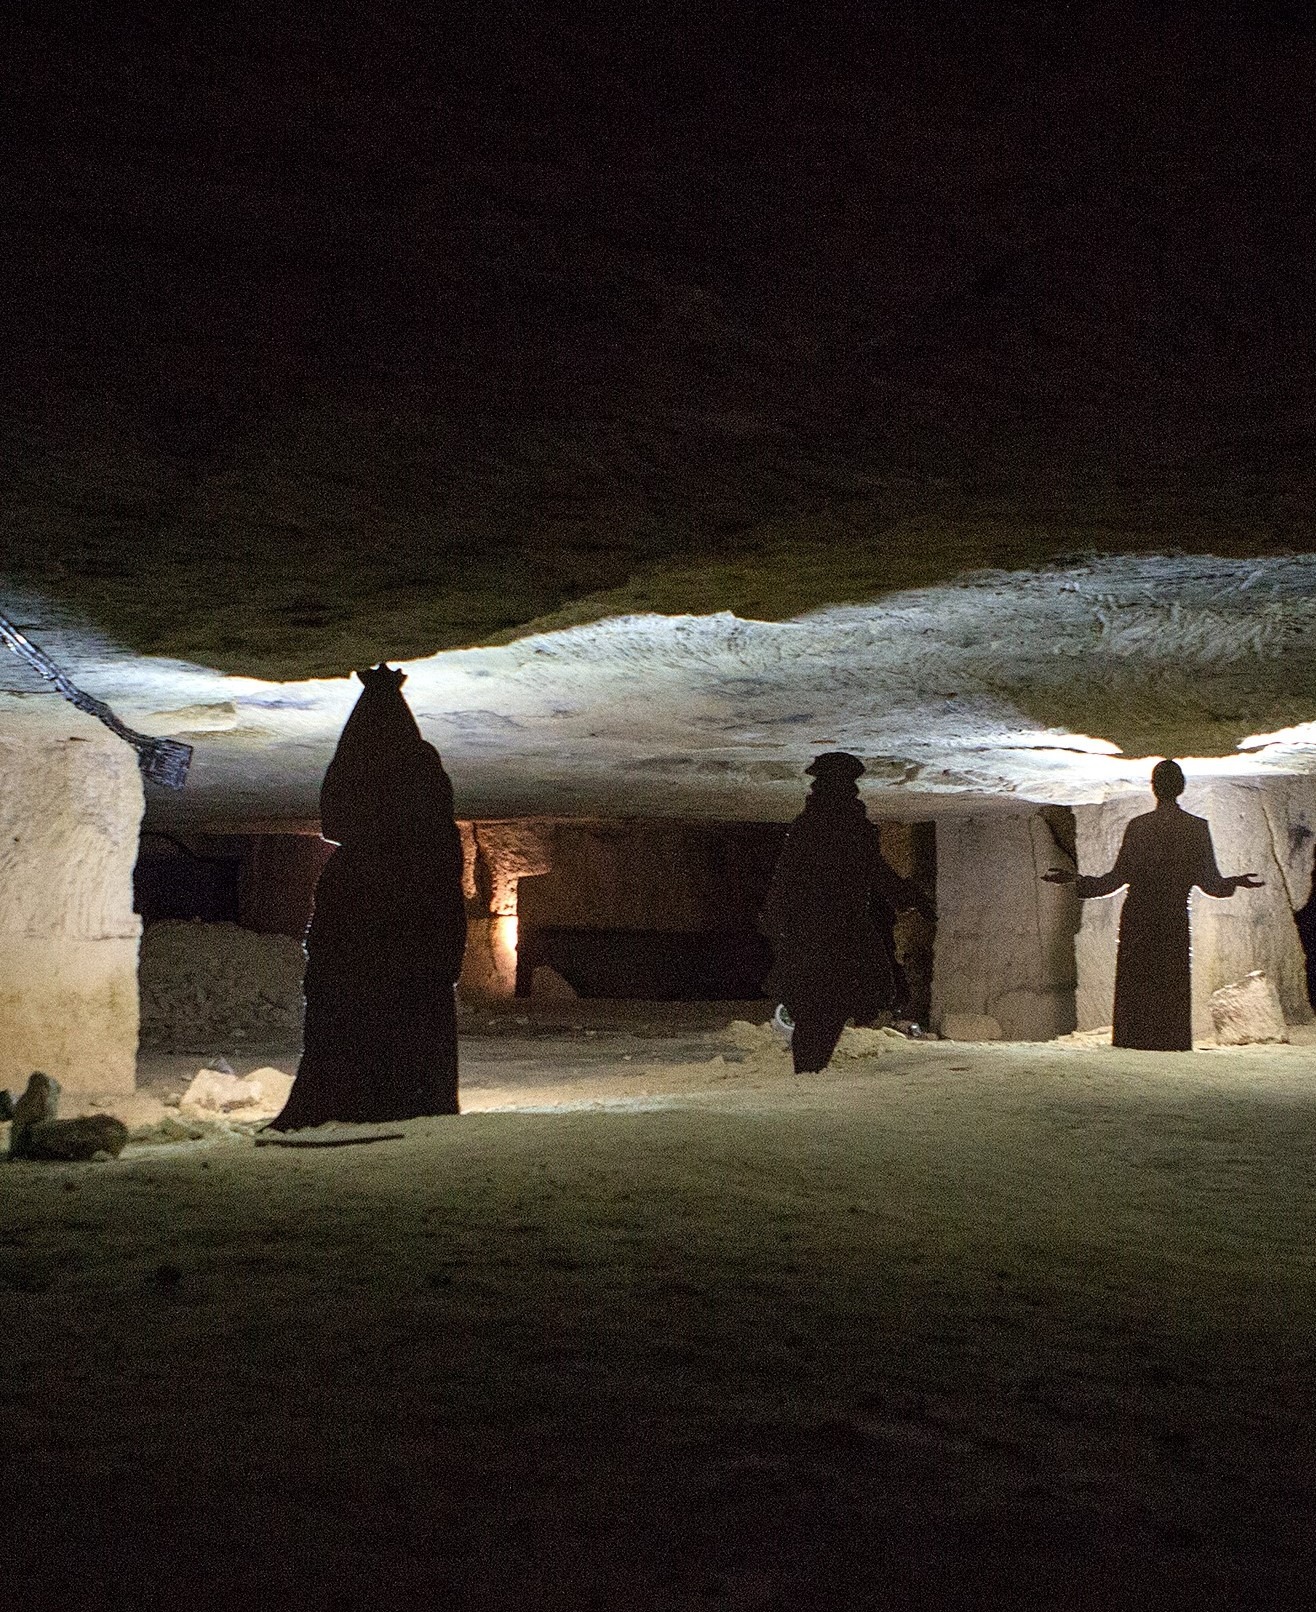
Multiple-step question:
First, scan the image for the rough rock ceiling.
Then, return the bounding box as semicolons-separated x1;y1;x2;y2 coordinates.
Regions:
7;552;1316;827
2;8;1314;818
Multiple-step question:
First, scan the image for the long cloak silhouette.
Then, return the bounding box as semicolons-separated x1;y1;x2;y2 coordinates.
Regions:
1061;761;1259;1052
760;753;930;1073
270;665;467;1128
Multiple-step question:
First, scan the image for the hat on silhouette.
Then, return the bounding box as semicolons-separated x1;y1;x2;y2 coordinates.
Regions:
805;751;865;782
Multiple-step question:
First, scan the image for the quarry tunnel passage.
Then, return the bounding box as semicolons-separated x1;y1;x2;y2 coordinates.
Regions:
122;790;1316;1067
8;568;1316;1090
13;776;1312;1094
9;10;1316;1603
121;776;1316;1067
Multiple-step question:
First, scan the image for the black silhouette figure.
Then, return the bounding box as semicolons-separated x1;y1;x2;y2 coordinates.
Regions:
760;752;933;1074
1293;844;1316;1014
270;665;467;1128
1043;759;1262;1051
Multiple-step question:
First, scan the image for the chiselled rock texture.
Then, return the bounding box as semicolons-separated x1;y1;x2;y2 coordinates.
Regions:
1209;972;1289;1046
470;823;553;917
137;920;306;1050
517;821;783;932
931;813;1079;1042
6;13;1316;701
456;821;552;1001
1075;782;1316;1040
0;716;143;1093
939;1013;1004;1043
458;916;520;1003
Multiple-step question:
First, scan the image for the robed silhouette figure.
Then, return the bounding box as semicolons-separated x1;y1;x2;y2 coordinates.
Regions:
760;752;933;1074
1044;759;1262;1051
270;665;467;1128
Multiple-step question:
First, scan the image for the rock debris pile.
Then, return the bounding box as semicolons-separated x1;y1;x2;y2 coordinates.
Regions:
1208;971;1290;1046
3;1071;129;1161
138;921;305;1050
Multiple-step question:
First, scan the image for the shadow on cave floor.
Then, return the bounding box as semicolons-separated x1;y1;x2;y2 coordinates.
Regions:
10;1030;1316;1611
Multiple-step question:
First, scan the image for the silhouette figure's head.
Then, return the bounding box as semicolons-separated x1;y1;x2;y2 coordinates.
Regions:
805;751;865;803
341;663;422;748
1151;758;1186;801
356;664;407;691
806;751;865;785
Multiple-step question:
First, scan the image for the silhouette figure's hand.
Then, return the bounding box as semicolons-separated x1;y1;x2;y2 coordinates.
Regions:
1041;868;1075;884
1232;873;1264;890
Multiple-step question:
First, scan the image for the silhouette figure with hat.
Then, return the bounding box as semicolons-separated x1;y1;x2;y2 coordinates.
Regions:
760;752;933;1073
1043;759;1262;1051
270;664;467;1128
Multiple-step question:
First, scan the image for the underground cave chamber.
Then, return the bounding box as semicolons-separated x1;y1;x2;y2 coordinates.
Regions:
8;718;1316;1096
128;816;937;1046
121;786;1316;1062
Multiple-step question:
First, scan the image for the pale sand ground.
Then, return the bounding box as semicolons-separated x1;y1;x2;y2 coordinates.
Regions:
4;1010;1316;1610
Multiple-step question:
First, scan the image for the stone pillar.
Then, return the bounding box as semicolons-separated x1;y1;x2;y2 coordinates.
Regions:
0;713;144;1094
459;914;521;1002
1075;780;1316;1038
931;811;1079;1040
458;822;553;1002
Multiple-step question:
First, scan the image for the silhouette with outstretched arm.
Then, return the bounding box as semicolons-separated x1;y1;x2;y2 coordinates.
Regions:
760;752;934;1074
1043;759;1262;1051
269;664;467;1128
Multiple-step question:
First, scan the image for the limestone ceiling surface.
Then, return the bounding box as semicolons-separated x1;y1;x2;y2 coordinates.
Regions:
6;552;1316;827
3;10;1315;815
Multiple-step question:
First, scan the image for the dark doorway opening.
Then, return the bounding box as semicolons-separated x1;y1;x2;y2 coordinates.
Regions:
133;834;241;924
516;926;773;1000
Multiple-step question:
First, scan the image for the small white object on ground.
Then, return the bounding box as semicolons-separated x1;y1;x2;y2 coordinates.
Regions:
1209;971;1289;1046
182;1068;266;1111
180;1065;295;1117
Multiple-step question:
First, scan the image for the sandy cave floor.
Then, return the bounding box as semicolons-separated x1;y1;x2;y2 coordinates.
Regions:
4;1011;1316;1610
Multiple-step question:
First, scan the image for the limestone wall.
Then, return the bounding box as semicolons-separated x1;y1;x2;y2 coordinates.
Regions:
237;833;333;937
516;821;784;933
1075;780;1316;1036
471;823;553;917
0;717;144;1093
931;812;1079;1040
455;822;552;1000
460;915;520;1002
